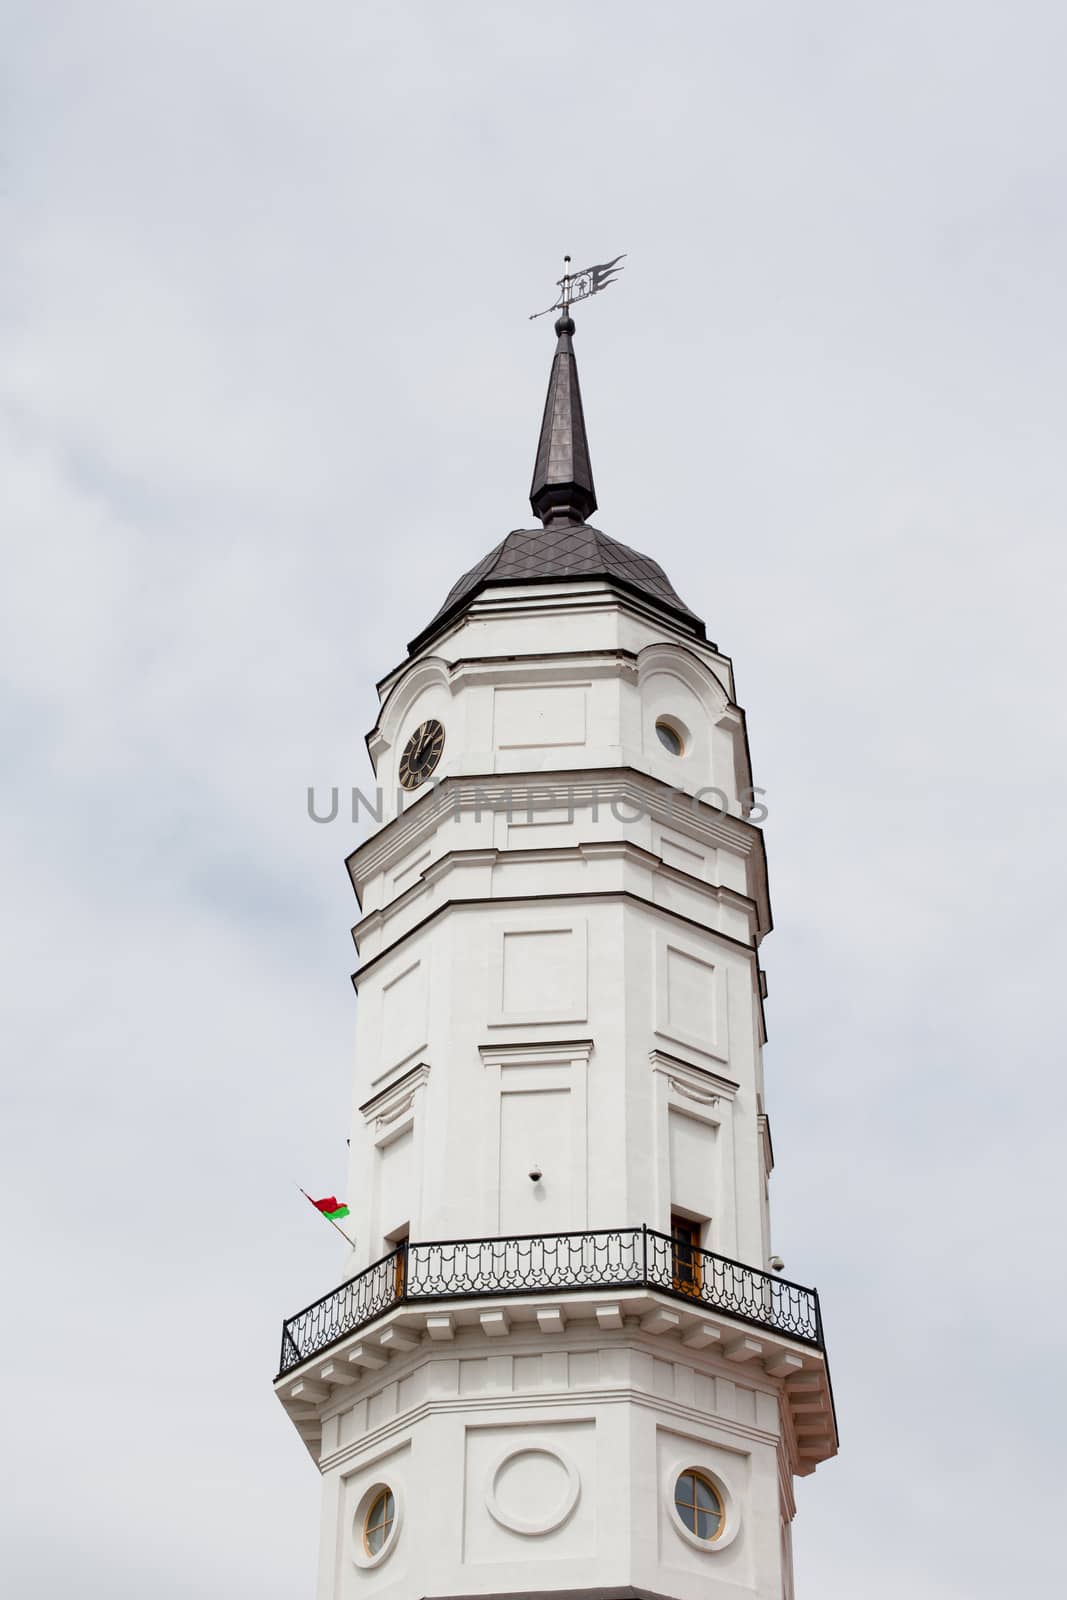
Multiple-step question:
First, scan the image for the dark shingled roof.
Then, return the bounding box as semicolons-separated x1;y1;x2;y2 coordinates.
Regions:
407;311;706;655
408;521;706;654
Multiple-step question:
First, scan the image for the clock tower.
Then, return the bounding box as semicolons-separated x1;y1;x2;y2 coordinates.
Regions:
275;313;838;1600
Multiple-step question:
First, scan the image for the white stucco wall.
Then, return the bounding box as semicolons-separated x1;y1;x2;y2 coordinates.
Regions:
313;1323;794;1600
282;576;833;1600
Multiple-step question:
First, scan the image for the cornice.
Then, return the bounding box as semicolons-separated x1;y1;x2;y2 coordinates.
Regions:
350;841;761;954
479;1039;594;1069
358;1059;430;1115
377;580;727;695
346;768;768;892
650;1050;741;1104
369;641;741;752
358;1062;430;1132
350;887;764;991
316;1380;779;1478
758;1112;775;1176
450;650;639;689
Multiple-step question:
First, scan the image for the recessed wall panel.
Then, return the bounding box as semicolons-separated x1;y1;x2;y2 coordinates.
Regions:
491;922;588;1024
499;1087;571;1233
381;959;427;1072
377;1126;414;1239
463;1419;595;1565
666;946;717;1041
669;1108;716;1217
494;685;587;749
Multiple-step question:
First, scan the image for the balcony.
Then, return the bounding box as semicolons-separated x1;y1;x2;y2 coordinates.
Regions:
277;1225;825;1377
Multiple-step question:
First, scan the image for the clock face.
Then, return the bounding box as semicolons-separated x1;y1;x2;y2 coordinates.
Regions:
398;718;445;791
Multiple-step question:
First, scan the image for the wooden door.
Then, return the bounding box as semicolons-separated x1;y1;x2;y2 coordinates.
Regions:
671;1214;703;1296
392;1229;408;1299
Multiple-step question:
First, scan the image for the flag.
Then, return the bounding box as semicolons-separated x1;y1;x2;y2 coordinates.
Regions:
584;253;627;294
310;1195;350;1221
530;252;627;318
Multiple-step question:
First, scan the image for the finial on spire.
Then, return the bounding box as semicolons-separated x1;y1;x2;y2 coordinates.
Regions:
560;255;573;316
528;251;626;525
530;306;597;525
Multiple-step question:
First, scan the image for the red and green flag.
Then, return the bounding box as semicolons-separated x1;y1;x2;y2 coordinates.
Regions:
298;1186;352;1230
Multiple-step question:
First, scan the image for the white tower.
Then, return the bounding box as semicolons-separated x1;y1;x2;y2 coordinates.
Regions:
275;315;837;1600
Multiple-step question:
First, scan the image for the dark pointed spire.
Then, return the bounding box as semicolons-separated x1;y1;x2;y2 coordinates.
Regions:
529;314;597;525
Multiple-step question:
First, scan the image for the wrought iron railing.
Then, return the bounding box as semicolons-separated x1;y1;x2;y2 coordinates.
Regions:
643;1229;823;1345
277;1224;823;1376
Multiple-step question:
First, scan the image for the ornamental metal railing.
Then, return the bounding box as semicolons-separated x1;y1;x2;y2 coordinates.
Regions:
277;1224;823;1376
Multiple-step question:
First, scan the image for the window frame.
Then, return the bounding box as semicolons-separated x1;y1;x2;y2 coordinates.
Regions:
655;716;687;757
673;1469;724;1542
662;1456;739;1554
670;1213;705;1297
352;1479;403;1570
363;1488;395;1556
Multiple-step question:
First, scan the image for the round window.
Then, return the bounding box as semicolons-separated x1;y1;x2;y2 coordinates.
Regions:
674;1470;724;1542
655;718;685;756
363;1488;395;1556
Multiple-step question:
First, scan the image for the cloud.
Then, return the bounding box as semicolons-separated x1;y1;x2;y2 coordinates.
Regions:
3;2;1065;1594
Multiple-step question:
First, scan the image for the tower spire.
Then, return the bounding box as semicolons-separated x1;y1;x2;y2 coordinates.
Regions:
529;305;597;526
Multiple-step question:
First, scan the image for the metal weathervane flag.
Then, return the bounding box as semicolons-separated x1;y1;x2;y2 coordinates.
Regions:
529;253;627;319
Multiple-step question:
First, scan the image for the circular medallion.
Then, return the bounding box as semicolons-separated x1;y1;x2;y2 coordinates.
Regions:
398;718;445;791
485;1446;580;1536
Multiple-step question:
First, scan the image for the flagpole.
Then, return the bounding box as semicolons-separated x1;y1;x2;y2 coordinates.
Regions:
298;1185;356;1249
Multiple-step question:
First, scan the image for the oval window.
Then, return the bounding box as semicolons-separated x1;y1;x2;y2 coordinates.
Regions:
655;719;685;756
674;1470;724;1542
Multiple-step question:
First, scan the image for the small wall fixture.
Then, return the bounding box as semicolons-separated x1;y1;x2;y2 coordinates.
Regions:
528;1166;543;1183
769;1255;785;1272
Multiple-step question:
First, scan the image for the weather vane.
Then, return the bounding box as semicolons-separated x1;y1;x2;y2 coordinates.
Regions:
529;253;627;320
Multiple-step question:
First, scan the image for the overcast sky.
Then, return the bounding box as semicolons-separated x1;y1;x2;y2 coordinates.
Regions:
3;2;1066;1595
